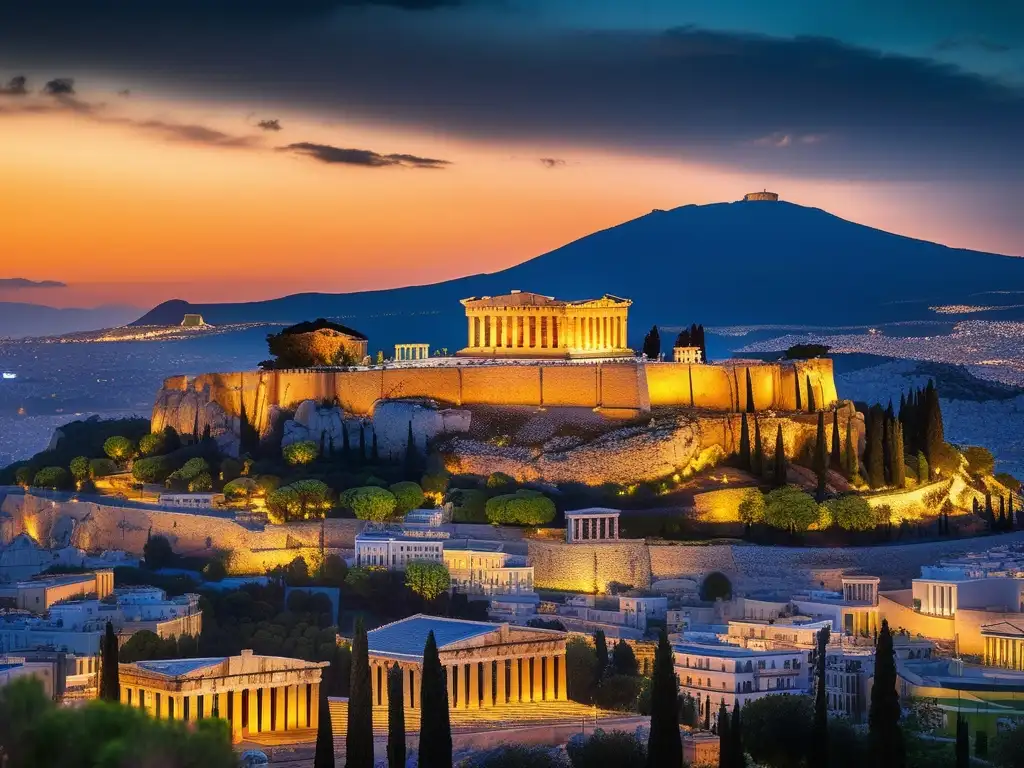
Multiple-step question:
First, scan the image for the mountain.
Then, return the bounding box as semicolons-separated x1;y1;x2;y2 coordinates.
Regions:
133;200;1024;352
0;302;142;339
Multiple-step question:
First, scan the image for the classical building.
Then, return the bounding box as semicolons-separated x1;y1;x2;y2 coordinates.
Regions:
457;291;632;359
119;650;328;743
353;530;446;570
394;343;430;361
743;190;779;202
442;542;534;596
366;614;568;710
673;346;703;364
565;508;620;543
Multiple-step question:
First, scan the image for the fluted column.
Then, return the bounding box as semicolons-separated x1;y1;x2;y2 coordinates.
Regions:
496;660;507;706
467;663;479;709
511;314;520;348
275;687;286;731
298;684;308;728
447;665;458;709
557;655;568;700
411;667;420;708
288;684;299;729
402;666;413;710
261;689;271;732
531;656;543;702
380;665;389;708
509;659;520;703
231;690;243;740
544;656;556;701
309;684;320;732
482;661;493;708
622;317;627;349
488;315;497;349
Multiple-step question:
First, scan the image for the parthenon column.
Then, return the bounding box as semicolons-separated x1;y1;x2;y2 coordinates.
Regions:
297;685;308;728
496;660;506;705
509;659;521;703
309;684;320;732
447;665;458;708
261;689;271;731
411;668;420;708
248;689;259;733
557;655;568;700
402;667;413;710
380;666;389;708
532;656;543;703
275;687;286;731
467;662;479;709
482;661;494;708
511;315;520;348
544;656;556;701
288;684;299;729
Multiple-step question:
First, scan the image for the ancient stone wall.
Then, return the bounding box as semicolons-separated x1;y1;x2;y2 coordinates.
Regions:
151;359;838;439
527;540;652;592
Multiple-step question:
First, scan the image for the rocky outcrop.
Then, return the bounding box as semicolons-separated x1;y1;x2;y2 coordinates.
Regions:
279;398;473;460
443;412;703;485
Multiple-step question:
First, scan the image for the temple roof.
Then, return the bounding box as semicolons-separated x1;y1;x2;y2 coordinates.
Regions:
132;658;227;677
367;615;501;661
461;291;630;309
981;621;1024;638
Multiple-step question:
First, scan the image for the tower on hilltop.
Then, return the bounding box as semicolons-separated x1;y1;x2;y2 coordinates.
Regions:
743;189;779;202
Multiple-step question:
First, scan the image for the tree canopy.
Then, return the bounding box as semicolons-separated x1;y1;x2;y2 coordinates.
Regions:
485;490;556;525
764;486;821;532
344;486;399;521
404;560;451;601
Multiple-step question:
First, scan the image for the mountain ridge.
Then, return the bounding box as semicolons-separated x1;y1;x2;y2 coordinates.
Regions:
132;200;1024;352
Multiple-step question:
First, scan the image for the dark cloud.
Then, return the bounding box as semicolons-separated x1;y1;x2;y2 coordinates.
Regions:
42;77;75;95
0;76;28;95
279;142;450;167
257;118;282;131
133;120;259;148
539;157;566;168
934;36;1014;54
0;278;66;290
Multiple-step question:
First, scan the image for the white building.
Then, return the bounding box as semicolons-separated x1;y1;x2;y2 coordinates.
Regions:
674;641;808;720
0;657;57;698
442;542;534;596
725;618;833;650
157;492;225;510
353;530;446;569
565;508;620;543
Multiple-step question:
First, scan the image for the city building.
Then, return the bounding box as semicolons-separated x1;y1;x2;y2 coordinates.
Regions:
394;343;429;361
565;508;620;543
673;346;703;364
119;649;328;743
0;656;57;698
683;731;720;766
725;618;833;650
353;529;446;569
403;504;452;528
824;635;933;723
0;569;114;614
789;577;882;636
674;640;808;719
366;614;568;710
443;541;534;596
457;291;632;359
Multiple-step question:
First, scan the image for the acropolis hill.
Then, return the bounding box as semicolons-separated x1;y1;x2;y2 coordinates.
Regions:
151;291;848;486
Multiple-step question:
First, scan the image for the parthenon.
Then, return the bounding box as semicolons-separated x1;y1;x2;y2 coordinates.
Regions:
457;290;632;359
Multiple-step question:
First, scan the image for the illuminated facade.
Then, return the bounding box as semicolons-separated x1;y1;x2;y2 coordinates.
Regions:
457;291;632;359
119;650;328;743
673;346;703;364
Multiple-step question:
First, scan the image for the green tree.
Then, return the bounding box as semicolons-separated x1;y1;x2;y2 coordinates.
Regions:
738;412;751;471
89;457;117;478
743;694;814;768
811;625;831;768
773;424;787;487
745;367;756;413
865;406;886;488
69;456;90;484
964;446;995;477
830;410;842;470
718;699;731;766
486;472;515;491
223;477;258;506
0;677;53;768
642;325;661;359
992;725;1024;768
138;432;165;457
814;410;828;501
419;630;453;768
738;488;766;529
32;466;70;490
283;440;319;466
869;620;905;768
764;486;820;533
346;617;374;768
645;628;681;768
825;495;876;531
955;715;969;768
188;471;213;492
132;455;171;484
390;481;425;515
143;534;175;570
700;571;733;601
485;490;556;525
565;637;597;704
314;677;335;768
119;629;179;662
595;630;609;681
923;380;944;475
266;485;301;524
845;417;860;483
404;422;420;481
387;662;406;768
730;702;743;768
99;620;120;702
448;488;488;523
570;729;646;768
405;560;451;601
346;486;399;521
14;465;34;487
103;435;134;464
611;639;639;677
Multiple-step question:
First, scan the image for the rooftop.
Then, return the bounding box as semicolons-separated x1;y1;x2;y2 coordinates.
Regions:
564;507;621;518
674;641;800;659
367;615;501;661
132;658;226;677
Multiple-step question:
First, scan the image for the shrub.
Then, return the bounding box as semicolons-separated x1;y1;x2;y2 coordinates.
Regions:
132;456;172;484
188;472;213;492
346;486;398;521
448;488;488;523
390;481;425;515
567;728;647;768
486;471;516;490
763;486;821;532
223;477;258;502
219;458;242;482
824;494;875;531
738;487;766;525
255;475;281;494
266;480;333;523
565;637;597;704
266;486;300;524
137;433;165;457
485;490;556;525
593;674;644;712
32;466;71;490
69;456;90;483
404;560;451;601
143;535;175;570
14;465;34;487
202;559;227;582
89;458;118;478
963;446;995;477
420;471;450;495
283;440;318;466
102;435;135;463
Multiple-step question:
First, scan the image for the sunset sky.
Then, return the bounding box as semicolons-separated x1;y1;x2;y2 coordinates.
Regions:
1;0;1022;310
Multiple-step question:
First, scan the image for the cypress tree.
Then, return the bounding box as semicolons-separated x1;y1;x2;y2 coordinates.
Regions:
342;422;351;461
999;508;1008;532
697;324;707;364
830;409;841;469
594;630;609;681
387;662;406;768
358;423;367;464
1000;494;1006;522
986;494;996;531
955;715;969;768
314;675;335;768
869;620;905;768
795;373;802;411
866;406;886;489
419;631;452;768
751;417;763;478
371;429;380;463
738;412;752;471
646;628;682;768
898;393;907;425
814;410;828;501
642;326;661;359
745;368;755;413
894;421;906;488
973;497;980;517
806;375;816;412
403;422;419;480
346;617;374;768
811;625;831;768
717;700;731;766
924;380;945;472
730;701;742;768
773;425;787;487
704;695;711;731
885;399;895;422
99;620;120;702
845;417;859;482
